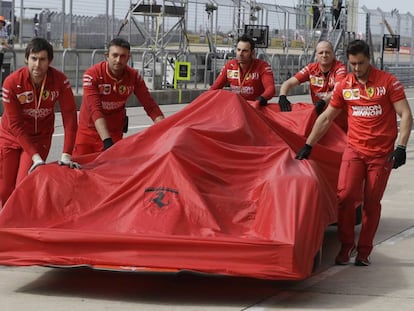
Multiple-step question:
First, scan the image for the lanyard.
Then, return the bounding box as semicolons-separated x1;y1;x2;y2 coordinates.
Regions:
237;63;253;91
32;75;47;133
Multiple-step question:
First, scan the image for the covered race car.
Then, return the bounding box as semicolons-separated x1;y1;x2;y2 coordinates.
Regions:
0;90;347;280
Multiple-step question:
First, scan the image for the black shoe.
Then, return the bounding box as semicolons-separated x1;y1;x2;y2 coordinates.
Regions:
355;256;371;266
335;244;356;265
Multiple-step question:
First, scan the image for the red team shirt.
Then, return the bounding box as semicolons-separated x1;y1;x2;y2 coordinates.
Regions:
0;66;77;156
76;61;164;145
330;66;406;156
295;59;347;130
209;59;276;101
294;59;347;103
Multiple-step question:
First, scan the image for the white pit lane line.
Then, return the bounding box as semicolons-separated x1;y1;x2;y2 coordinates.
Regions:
244;226;414;310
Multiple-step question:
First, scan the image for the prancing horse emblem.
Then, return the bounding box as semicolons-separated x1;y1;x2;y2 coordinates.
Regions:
152;191;168;208
144;187;179;209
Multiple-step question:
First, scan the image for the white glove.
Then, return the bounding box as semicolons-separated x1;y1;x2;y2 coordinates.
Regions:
29;153;45;174
58;153;81;169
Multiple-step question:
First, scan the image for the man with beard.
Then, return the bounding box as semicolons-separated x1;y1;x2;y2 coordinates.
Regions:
295;39;413;266
73;37;165;156
209;34;275;106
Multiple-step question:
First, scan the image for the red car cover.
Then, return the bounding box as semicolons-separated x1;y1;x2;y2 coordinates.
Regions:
0;90;346;280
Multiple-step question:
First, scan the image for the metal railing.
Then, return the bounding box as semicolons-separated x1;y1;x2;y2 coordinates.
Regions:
5;47;414;97
56;49;414;94
61;49;81;94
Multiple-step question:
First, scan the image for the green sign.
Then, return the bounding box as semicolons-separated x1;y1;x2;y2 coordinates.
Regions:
174;62;191;81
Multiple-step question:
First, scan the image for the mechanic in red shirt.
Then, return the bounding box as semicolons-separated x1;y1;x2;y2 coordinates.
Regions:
296;40;413;266
73;37;165;156
278;41;348;130
209;34;276;106
0;37;79;207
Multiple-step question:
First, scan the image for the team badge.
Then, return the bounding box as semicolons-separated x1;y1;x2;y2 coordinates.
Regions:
343;88;360;100
227;70;238;79
343;89;352;99
352;89;360;98
366;87;375;98
310;75;324;87
42;90;50;100
118;85;126;95
17;91;34;104
98;84;111;95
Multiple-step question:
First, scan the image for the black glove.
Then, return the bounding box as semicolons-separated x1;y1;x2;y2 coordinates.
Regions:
314;99;326;115
278;95;292;112
256;95;268;106
103;138;114;150
295;144;313;160
390;145;406;169
123;115;129;133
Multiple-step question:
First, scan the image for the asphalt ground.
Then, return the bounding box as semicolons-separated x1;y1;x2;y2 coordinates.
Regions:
1;90;414;311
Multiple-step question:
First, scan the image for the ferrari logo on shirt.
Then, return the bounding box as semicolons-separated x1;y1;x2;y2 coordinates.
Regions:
343;88;360;100
118;85;126;95
366;87;375;98
42;90;50;100
17;91;34;104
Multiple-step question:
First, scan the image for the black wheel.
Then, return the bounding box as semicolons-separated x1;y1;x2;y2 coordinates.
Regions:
355;204;363;225
312;247;322;273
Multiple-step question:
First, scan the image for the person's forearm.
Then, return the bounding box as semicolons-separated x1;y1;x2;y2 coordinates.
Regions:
279;77;299;96
94;118;111;140
279;83;290;96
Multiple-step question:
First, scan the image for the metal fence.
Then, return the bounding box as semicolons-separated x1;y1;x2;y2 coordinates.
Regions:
6;1;414;54
3;1;414;90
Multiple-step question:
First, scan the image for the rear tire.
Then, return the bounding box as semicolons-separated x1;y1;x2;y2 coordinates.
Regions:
312;247;322;273
355;204;362;225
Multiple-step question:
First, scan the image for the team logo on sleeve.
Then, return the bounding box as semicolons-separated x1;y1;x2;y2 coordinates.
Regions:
17;91;34;104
